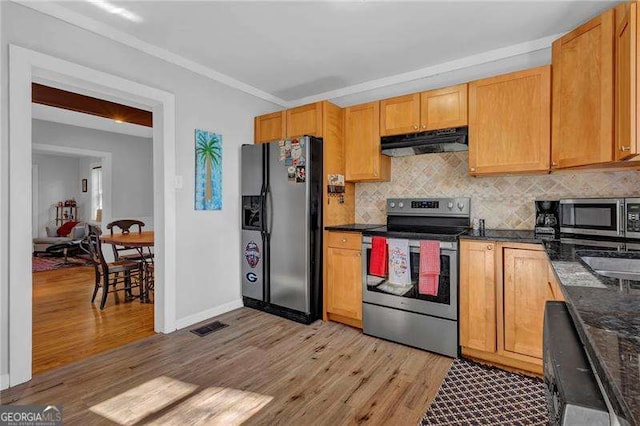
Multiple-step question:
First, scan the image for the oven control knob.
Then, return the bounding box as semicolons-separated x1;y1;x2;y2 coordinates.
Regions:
447;202;454;210
398;202;404;208
389;202;396;208
457;202;465;211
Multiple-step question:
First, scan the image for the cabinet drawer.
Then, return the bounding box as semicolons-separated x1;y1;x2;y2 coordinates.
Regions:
327;232;362;250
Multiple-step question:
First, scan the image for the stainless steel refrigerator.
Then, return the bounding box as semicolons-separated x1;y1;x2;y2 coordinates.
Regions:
241;136;323;324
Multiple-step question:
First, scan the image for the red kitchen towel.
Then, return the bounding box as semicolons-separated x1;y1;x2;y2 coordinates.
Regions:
419;240;440;296
369;236;388;277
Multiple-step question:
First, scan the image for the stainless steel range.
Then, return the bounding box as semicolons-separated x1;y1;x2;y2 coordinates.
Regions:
361;197;470;357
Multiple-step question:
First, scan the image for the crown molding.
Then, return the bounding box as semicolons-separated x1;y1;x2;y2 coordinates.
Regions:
13;0;562;110
12;0;290;107
289;33;561;107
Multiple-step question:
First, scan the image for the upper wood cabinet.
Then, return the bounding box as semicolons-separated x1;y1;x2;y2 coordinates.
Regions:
380;85;468;136
380;93;420;136
469;66;551;175
552;9;615;168
286;102;323;138
615;2;639;160
502;248;553;359
459;240;496;353
420;83;468;131
254;111;285;144
344;101;391;182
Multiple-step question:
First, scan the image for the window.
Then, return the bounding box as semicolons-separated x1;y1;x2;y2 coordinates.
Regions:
91;165;103;221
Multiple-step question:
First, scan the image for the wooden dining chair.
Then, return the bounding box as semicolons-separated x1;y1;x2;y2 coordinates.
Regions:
106;220;153;262
85;233;143;310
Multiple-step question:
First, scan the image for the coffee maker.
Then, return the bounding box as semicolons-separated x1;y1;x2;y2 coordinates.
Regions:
535;200;560;237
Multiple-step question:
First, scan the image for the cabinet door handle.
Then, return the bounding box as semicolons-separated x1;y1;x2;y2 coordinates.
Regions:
470;167;476;172
421;124;427;129
487;245;493;250
413;125;419;130
547;281;555;299
621;146;631;152
552;161;558;167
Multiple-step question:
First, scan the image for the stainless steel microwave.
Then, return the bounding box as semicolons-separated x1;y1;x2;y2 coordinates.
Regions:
560;198;625;238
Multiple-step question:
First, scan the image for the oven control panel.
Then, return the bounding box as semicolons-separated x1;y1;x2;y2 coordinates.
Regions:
626;199;640;234
387;197;470;216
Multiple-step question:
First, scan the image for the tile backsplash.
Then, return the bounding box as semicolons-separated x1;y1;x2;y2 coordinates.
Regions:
355;152;640;229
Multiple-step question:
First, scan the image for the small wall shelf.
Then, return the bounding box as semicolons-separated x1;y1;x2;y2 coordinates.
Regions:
55;204;78;225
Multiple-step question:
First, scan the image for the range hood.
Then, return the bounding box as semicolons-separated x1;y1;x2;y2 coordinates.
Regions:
381;126;468;157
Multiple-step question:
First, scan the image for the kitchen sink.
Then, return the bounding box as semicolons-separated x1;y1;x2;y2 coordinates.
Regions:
578;254;640;281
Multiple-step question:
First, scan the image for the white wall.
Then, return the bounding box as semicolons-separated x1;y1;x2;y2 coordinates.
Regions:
31;153;80;237
1;1;279;379
32;120;154;221
77;156;100;223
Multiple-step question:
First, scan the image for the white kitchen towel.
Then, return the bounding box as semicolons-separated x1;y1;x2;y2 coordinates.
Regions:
387;238;411;286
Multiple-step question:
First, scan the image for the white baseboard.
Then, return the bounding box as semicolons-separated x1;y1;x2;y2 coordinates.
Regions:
0;374;9;390
174;299;243;330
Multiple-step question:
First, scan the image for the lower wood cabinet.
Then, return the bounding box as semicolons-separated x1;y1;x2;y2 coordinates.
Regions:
459;240;496;353
502;247;554;360
460;240;563;375
325;232;363;328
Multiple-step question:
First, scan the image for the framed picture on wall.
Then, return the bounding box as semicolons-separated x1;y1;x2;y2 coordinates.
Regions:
82;178;88;193
195;129;222;210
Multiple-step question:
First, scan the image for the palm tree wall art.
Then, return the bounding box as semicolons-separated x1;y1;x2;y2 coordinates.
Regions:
195;129;222;210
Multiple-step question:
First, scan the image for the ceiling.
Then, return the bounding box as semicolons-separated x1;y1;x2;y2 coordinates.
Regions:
42;1;616;105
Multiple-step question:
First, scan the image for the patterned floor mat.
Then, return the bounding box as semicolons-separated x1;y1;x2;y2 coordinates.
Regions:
421;358;548;425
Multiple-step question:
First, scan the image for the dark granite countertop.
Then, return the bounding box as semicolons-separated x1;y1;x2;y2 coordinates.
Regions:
543;239;640;425
324;223;384;233
461;229;546;244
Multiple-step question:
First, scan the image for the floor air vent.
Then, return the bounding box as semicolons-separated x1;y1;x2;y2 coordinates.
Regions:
190;321;228;337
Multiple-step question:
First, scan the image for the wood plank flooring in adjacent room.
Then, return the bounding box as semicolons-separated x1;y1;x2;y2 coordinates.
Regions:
32;266;155;375
4;307;453;425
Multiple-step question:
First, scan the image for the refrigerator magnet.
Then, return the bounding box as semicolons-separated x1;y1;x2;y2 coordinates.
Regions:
244;241;261;268
287;166;296;181
291;142;302;162
284;157;293;167
295;166;306;183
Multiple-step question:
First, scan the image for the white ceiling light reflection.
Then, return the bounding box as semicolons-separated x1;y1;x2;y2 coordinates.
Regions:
85;0;143;23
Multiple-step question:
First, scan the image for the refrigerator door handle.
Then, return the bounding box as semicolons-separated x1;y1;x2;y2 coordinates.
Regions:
266;185;274;236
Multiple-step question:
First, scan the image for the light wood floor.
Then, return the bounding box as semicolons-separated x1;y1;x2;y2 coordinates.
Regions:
4;307;453;425
32;265;155;375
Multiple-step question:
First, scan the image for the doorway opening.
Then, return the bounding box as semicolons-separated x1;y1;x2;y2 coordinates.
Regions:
8;45;177;387
30;107;155;374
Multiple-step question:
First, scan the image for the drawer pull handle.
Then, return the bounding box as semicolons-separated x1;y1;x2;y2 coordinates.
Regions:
341;238;347;243
621;146;631;152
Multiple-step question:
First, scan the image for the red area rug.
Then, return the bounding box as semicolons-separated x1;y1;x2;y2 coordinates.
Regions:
32;256;92;273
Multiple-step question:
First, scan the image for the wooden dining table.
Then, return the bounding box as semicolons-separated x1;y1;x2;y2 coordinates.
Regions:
100;231;154;248
100;231;154;302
